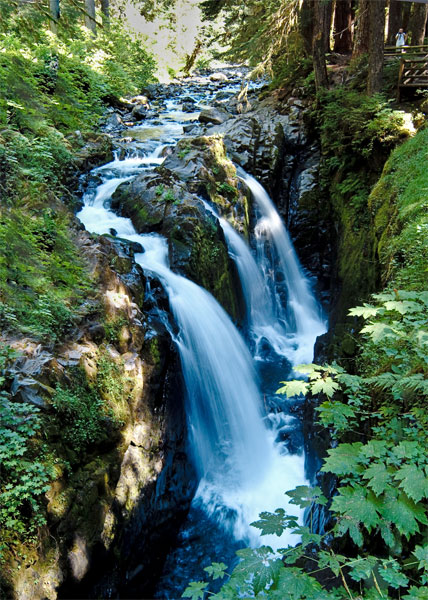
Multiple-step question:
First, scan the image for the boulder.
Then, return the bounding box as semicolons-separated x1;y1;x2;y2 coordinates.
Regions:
10;375;52;408
104;113;123;132
131;105;147;121
199;107;231;125
130;95;150;108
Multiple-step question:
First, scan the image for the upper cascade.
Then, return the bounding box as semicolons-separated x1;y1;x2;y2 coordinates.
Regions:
240;170;327;365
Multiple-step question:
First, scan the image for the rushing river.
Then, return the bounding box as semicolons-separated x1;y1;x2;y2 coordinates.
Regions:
76;71;326;598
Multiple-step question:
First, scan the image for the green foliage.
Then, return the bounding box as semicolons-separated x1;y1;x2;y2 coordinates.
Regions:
369;128;428;290
201;0;302;77
0;345;52;544
185;288;428;599
51;384;106;456
51;349;127;458
0;208;90;343
315;89;406;182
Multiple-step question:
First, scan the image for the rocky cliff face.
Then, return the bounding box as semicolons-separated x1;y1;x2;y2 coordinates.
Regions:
2;226;195;599
203;94;334;301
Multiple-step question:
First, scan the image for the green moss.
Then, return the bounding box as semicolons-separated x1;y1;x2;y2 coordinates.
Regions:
0;207;93;343
369;128;428;289
187;223;239;320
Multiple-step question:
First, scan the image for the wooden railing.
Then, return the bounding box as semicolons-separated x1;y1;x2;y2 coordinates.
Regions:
384;44;428;57
383;45;428;99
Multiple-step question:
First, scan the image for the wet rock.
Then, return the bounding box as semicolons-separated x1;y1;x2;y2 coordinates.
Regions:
182;102;196;113
199;107;231;125
140;84;161;99
104;113;123;132
183;123;198;134
73;133;113;173
181;95;196;104
131;105;148;121
87;323;106;344
10;375;53;408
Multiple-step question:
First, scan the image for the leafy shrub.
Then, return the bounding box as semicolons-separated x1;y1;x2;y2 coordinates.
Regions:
51;384;106;456
0;209;90;343
0;345;52;544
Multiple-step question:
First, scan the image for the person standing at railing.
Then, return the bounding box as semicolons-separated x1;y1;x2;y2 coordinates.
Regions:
395;28;408;52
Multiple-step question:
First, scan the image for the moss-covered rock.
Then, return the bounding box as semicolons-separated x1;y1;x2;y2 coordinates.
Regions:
110;136;248;321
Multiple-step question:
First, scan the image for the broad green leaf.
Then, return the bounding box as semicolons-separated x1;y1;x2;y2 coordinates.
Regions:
379;521;395;548
360;440;388;459
317;400;356;431
363;462;392;496
361;322;397;343
403;586;428;599
181;581;208;599
378;561;409;588
349;556;378;582
204;562;227;580
286;485;327;508
383;300;421;314
394;464;428;502
321;443;363;476
392;441;421;460
293;526;323;547
380;491;426;538
310;376;339;398
276;380;309;398
269;567;327;600
331;487;380;530
348;304;379;318
317;551;347;576
250;509;298;537
234;546;282;594
334;515;363;546
414;544;428;571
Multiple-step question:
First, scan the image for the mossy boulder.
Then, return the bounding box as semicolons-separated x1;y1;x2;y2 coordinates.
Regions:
110;136;249;320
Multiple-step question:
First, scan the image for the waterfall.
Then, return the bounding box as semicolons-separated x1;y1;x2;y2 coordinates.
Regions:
77;156;306;548
239;170;327;365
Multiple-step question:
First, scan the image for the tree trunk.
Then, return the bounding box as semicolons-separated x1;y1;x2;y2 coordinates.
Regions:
333;0;353;53
312;0;330;90
323;0;334;53
402;1;412;30
85;0;96;36
299;0;314;55
387;0;402;45
367;0;386;95
49;0;60;34
101;0;110;28
353;0;370;57
408;2;428;45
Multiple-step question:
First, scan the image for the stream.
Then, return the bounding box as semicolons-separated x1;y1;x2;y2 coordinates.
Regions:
76;70;327;598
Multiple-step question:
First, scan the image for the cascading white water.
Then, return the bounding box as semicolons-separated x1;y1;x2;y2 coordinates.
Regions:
77;154;307;548
203;201;317;362
76;80;326;553
240;171;327;365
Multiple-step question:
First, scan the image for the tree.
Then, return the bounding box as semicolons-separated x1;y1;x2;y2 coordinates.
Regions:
323;0;334;53
408;1;428;45
84;0;96;36
333;0;353;53
299;0;314;55
387;0;403;45
312;0;331;90
353;0;370;57
49;0;60;34
367;0;386;94
101;0;110;27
